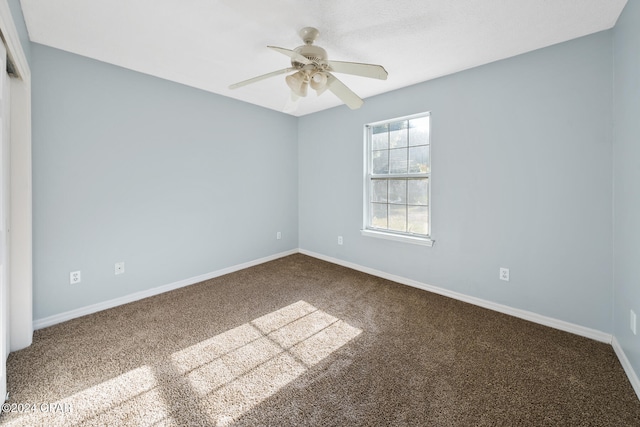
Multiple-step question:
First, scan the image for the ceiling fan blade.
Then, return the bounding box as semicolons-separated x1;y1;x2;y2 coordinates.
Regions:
267;46;314;65
328;60;388;80
326;73;364;110
229;67;295;89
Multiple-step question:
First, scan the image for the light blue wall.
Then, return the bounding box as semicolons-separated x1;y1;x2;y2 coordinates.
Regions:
31;44;298;319
299;32;614;332
7;0;30;64
13;0;639;394
613;1;640;384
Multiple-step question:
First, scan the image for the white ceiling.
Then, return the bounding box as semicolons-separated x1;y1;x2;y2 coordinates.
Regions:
20;0;627;116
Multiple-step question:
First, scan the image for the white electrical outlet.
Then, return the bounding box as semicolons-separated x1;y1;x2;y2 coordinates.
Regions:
115;262;125;275
276;231;282;240
499;268;510;282
338;236;343;245
631;309;637;335
70;271;81;284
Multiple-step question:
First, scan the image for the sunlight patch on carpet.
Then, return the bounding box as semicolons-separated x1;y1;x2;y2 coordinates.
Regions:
3;301;360;426
4;365;167;426
170;300;361;425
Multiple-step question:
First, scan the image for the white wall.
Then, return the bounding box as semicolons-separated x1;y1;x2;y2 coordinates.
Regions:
31;44;299;320
299;32;614;333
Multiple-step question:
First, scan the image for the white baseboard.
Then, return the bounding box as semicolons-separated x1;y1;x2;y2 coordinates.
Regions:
35;247;614;343
33;249;298;330
612;337;640;400
299;249;612;344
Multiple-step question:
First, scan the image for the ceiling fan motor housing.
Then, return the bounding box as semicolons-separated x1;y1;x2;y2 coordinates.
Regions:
292;44;328;68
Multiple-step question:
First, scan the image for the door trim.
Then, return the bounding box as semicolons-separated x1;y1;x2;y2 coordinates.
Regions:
0;2;33;352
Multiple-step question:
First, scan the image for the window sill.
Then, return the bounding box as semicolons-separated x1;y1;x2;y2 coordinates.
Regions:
360;229;434;247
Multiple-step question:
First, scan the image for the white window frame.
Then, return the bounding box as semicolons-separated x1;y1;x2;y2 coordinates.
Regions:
361;112;434;247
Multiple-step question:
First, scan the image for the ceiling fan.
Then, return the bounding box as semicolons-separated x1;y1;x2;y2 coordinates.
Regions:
229;27;388;110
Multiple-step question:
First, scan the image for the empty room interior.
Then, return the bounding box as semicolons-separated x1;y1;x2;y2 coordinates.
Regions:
0;0;639;425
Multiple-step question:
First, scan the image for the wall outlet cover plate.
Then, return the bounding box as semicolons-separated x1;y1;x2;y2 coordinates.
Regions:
70;271;81;284
115;262;125;275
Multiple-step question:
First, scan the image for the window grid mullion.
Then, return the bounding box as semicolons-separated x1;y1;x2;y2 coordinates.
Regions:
371;174;429;180
386;171;390;229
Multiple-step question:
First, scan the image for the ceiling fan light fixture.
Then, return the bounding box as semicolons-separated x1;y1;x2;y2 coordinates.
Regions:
310;71;328;93
312;72;326;83
314;85;328;96
286;71;309;97
298;81;309;97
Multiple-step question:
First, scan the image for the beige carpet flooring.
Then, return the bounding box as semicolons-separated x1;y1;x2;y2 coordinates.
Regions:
2;254;640;426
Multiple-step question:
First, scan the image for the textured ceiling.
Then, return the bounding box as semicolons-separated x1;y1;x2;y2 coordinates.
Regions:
20;0;627;116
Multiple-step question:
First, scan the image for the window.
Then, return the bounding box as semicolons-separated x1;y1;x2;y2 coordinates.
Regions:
362;113;432;246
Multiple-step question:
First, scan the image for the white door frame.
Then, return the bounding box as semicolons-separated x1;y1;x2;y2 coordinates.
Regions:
0;1;33;354
0;39;7;401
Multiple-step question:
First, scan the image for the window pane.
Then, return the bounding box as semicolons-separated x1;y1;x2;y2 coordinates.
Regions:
388;205;407;232
372;125;389;150
408;146;429;173
371;180;388;202
388;179;407;204
389;148;407;174
409;117;430;146
366;113;430;238
408;179;428;205
372;150;389;174
408;206;428;235
370;203;388;229
389;121;408;148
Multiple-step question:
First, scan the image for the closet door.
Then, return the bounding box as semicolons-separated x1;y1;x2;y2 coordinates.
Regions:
0;39;9;401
